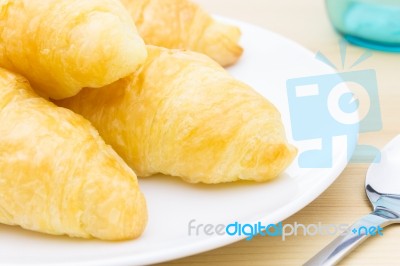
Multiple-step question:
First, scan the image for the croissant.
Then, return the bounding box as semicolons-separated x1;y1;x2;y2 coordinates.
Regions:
0;68;147;240
120;0;243;67
57;46;296;184
0;0;147;100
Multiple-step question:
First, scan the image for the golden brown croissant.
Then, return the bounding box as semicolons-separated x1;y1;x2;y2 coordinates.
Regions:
0;68;147;240
0;0;147;100
120;0;243;66
57;46;296;184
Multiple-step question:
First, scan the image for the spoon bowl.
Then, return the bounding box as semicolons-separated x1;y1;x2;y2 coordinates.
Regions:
305;135;400;266
367;135;400;205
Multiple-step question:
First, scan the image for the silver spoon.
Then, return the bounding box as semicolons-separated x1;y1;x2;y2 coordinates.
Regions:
304;135;400;266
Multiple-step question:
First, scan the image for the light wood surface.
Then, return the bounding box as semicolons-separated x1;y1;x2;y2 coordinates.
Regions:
158;0;400;265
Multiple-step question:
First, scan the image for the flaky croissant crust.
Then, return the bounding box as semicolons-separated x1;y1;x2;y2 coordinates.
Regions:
120;0;243;66
57;46;296;184
0;68;147;240
0;0;147;99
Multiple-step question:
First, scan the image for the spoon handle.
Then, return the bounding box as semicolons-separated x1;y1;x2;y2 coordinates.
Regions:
303;211;394;266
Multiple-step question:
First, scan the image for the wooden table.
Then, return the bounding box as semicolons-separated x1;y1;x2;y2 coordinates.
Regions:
159;0;400;265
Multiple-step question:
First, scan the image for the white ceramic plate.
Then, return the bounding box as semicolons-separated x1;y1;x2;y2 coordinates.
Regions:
0;18;357;266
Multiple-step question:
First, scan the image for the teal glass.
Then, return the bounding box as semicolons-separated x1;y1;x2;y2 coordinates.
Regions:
326;0;400;51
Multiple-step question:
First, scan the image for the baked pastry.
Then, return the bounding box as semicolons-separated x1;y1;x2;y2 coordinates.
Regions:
0;0;147;99
0;68;147;240
57;46;297;184
120;0;242;66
